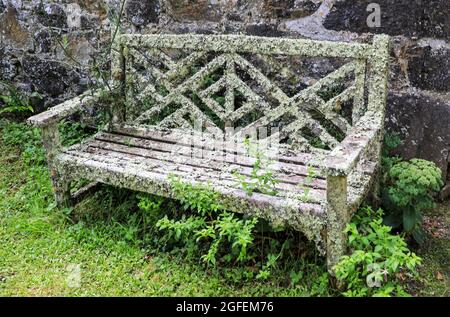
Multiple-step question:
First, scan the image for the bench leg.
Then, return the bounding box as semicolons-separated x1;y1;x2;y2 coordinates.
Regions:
326;175;348;275
51;171;72;209
41;123;72;208
369;167;382;207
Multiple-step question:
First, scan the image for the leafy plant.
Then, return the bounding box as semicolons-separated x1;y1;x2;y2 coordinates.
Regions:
297;165;317;203
334;206;422;297
256;240;289;280
233;138;279;196
381;132;403;181
0;120;45;165
0;82;41;115
147;175;258;266
168;174;226;216
382;159;443;244
58;120;92;147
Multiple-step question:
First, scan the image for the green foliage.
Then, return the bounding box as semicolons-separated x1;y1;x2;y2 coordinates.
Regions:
202;73;221;88
58;120;92;147
317;84;345;102
383;132;403;156
139;175;332;293
380;133;443;243
381;132;403;180
0;120;45;166
147;176;258;266
334;206;422;297
0;81;41;115
382;159;443;243
0;119;95;166
168;175;226;216
256;240;289;280
297;165;317;203
233;139;279;196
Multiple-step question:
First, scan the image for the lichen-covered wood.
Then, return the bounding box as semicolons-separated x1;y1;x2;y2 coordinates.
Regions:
28;33;391;274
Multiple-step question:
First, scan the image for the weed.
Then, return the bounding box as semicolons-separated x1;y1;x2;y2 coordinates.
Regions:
150;175;258;266
334;206;422;297
233;138;279;196
0;81;41;115
297;165;317;203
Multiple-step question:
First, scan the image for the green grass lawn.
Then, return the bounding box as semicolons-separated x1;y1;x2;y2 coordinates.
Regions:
410;202;450;296
0;120;448;296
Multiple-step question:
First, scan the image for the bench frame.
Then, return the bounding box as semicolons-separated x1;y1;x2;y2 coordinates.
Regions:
28;34;390;273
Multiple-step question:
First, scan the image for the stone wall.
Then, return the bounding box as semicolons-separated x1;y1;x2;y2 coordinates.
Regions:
0;0;449;189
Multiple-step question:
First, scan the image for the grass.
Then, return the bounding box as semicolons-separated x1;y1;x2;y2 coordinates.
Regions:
0;119;447;297
406;201;450;296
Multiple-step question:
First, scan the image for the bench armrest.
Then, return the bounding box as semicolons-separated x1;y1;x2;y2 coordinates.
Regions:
27;89;105;128
325;111;384;176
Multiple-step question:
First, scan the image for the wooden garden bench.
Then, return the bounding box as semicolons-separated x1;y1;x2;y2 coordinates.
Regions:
28;33;390;272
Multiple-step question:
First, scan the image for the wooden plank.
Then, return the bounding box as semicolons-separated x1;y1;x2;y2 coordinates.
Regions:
86;137;327;190
55;152;326;219
121;34;371;59
62;146;327;203
94;131;327;180
109;124;328;167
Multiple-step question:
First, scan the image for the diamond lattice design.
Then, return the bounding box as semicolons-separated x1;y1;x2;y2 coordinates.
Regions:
124;44;362;152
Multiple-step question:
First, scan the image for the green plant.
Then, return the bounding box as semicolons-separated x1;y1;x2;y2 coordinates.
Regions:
148;175;258;266
168;175;226;216
381;132;403;181
382;159;443;244
137;194;166;241
0;82;41;115
233;139;279;196
59;120;92;146
297;165;317;203
0;119;96;166
334;206;422;297
0;120;45;165
256;240;289;280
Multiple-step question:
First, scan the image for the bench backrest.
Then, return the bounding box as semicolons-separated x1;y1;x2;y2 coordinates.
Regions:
111;34;390;153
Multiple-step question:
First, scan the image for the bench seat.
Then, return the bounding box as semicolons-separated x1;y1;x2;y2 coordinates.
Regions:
54;125;377;251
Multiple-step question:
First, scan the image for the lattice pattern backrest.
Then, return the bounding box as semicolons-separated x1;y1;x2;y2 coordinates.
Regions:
115;34;374;153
